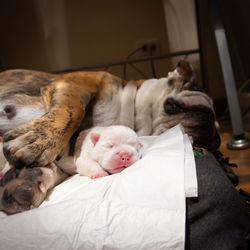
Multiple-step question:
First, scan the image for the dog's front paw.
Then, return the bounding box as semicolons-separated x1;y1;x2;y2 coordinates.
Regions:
3;117;67;168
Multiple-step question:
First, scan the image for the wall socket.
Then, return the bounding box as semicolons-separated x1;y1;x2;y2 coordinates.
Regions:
135;39;160;55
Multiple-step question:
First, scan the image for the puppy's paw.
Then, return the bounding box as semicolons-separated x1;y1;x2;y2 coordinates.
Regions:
90;172;109;179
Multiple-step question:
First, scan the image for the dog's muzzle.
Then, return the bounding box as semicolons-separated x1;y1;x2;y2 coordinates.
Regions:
163;97;221;151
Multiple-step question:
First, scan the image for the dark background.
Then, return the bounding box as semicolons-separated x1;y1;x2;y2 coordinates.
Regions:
0;0;250;109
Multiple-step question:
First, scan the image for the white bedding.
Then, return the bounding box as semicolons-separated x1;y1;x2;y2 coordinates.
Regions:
0;124;197;250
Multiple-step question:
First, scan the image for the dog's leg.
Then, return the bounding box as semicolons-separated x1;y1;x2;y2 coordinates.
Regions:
0;163;68;214
2;80;91;168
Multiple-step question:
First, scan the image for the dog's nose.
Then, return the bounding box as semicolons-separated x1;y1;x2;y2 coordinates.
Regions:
119;152;131;162
163;98;184;114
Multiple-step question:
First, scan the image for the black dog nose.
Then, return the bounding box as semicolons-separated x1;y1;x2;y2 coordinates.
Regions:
163;98;184;114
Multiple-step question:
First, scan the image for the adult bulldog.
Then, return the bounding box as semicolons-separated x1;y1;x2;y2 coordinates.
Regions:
0;61;220;214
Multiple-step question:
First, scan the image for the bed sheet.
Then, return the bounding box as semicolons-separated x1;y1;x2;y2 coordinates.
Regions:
0;124;197;250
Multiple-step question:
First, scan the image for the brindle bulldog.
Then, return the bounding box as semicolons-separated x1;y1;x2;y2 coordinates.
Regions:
0;61;220;214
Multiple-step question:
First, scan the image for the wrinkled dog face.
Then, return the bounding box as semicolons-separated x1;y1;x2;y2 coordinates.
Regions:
163;90;220;150
90;126;141;174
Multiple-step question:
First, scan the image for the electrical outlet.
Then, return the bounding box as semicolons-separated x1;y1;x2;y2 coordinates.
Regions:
135;39;160;56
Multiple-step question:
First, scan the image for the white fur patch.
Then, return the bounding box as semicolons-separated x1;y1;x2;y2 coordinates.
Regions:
135;76;179;136
0;105;45;133
0;95;45;134
92;87;123;126
118;81;137;129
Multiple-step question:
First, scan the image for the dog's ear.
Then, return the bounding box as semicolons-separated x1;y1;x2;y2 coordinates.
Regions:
176;60;199;90
176;60;194;82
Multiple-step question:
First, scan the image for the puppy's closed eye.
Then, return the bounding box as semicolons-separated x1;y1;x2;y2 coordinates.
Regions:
106;143;114;148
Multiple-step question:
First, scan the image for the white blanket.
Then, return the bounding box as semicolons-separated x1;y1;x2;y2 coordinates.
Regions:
0;124;197;250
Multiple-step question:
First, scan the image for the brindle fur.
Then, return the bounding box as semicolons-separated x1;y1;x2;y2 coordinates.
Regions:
2;71;127;167
0;70;142;214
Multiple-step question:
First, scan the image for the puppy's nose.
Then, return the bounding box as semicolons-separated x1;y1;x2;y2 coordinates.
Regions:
119;152;131;162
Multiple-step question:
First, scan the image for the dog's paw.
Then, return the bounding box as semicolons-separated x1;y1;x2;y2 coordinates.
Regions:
3;117;67;168
0;168;48;214
0;166;61;214
0;179;46;214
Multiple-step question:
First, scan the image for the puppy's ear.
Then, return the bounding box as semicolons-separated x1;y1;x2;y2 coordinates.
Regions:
90;133;101;146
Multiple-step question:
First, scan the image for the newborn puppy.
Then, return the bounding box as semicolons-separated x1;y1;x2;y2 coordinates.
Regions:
74;125;141;179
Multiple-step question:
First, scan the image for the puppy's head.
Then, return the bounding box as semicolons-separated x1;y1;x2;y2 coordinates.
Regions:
90;126;141;173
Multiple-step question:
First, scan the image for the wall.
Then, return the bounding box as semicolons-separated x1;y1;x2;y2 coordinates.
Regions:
0;0;48;70
162;0;201;88
0;0;172;80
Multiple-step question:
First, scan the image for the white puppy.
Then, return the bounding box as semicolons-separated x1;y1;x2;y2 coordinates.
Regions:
74;125;141;179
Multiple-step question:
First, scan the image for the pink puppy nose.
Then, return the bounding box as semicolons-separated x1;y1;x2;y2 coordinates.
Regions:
119;152;131;162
